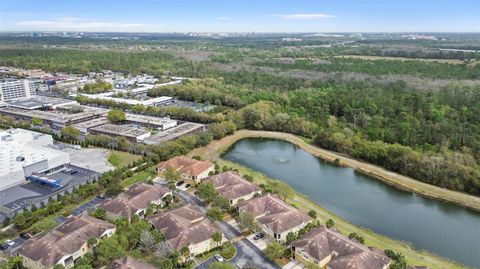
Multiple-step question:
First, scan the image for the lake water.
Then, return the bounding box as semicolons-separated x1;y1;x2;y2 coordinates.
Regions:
222;138;480;268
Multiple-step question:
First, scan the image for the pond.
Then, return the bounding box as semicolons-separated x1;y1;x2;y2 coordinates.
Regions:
222;138;480;268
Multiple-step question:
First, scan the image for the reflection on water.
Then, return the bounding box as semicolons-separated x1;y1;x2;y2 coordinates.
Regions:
222;138;480;268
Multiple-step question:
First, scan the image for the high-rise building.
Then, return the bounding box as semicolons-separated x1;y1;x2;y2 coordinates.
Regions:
0;80;36;101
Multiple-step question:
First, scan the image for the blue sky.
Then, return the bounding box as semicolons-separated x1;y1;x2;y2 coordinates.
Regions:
0;0;479;32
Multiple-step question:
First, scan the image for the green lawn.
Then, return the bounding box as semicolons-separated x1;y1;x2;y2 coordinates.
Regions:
107;150;142;168
120;168;156;187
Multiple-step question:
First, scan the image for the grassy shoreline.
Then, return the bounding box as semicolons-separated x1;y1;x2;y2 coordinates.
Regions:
189;130;476;269
191;130;480;212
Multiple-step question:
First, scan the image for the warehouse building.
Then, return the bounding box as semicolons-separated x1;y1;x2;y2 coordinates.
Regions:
90;123;151;142
0;129;70;191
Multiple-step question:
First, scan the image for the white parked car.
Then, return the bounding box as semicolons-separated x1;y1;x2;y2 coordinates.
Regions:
4;240;14;246
214;253;224;262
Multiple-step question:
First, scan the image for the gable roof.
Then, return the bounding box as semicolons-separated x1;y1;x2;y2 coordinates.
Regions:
203;171;261;200
157;156;214;176
99;183;171;220
148;204;221;250
238;194;311;234
108;257;157;269
292;226;391;269
18;214;115;268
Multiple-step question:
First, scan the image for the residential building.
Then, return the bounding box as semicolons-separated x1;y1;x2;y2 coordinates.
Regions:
148;204;225;257
291;226;391;269
0;128;70;191
0;80;36;101
108;257;157;269
156;156;214;183
237;194;312;242
99;183;172;221
18;214;116;269
203;171;262;205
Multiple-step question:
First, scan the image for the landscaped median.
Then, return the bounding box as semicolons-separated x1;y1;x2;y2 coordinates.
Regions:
188;130;470;269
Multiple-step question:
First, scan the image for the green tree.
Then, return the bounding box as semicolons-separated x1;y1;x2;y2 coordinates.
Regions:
107;109;126;123
195;182;217;202
326;219;335;229
94;236;125;265
308;210;317;219
237;212;258;232
211;231;223;247
264;241;286;260
31;117;43;126
163;167;180;183
90;208;106;220
207;207;223;221
61;126;80;141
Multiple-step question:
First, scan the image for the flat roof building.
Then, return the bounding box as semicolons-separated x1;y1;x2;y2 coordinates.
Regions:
124;113;177;131
4;96;78;110
0;105;107;128
0;128;70;191
144;122;205;145
90;123;151;142
0;80;36;101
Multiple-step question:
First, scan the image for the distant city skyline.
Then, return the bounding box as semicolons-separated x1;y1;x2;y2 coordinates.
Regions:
0;0;479;33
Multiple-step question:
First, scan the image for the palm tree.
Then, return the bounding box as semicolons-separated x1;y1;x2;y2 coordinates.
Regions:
212;231;223;247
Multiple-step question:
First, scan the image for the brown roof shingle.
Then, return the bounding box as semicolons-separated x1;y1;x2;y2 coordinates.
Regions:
238;194;312;234
203;171;261;201
292;226;391;269
157;156;213;177
148;204;222;250
108;257;157;269
18;214;115;268
99;183;171;220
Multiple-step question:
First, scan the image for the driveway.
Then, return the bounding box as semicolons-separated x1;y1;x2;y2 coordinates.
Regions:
246;233;271;251
282;260;305;269
72;197;104;216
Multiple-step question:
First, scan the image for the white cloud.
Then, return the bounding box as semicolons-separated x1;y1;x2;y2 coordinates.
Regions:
269;13;334;20
15;17;166;32
217;16;230;20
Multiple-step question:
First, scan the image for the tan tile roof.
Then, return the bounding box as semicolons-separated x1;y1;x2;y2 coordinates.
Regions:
292;226;391;269
18;214;115;268
157;156;214;176
203;171;261;200
99;183;171;220
148;204;222;250
238;194;311;234
108;257;157;269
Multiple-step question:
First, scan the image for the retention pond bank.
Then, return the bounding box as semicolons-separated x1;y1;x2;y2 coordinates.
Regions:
223;138;480;268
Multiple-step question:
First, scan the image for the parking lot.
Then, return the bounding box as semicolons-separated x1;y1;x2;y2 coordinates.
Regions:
0;165;99;221
72;197;104;216
66;147;114;173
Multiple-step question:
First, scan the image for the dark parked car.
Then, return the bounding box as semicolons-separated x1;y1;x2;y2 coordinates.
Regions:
20;233;32;239
176;181;184;186
253;233;265;240
184;184;191;189
70;170;79;175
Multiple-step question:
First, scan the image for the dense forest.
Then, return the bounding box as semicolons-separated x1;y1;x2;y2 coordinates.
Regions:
1;42;479;196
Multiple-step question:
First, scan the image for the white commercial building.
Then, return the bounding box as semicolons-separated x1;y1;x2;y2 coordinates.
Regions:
0;80;36;101
0;129;70;191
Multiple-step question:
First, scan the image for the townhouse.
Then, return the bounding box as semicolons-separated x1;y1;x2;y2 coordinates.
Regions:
291;226;391;269
18;215;116;269
157;156;214;183
148;204;226;257
203;171;262;205
98;183;172;221
237;194;312;242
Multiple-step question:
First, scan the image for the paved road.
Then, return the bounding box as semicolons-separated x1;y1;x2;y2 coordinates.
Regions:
155;182;280;269
72;197;104;216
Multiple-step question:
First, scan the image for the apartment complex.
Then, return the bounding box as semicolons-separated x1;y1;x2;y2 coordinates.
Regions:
203;171;262;205
156;156;214;183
